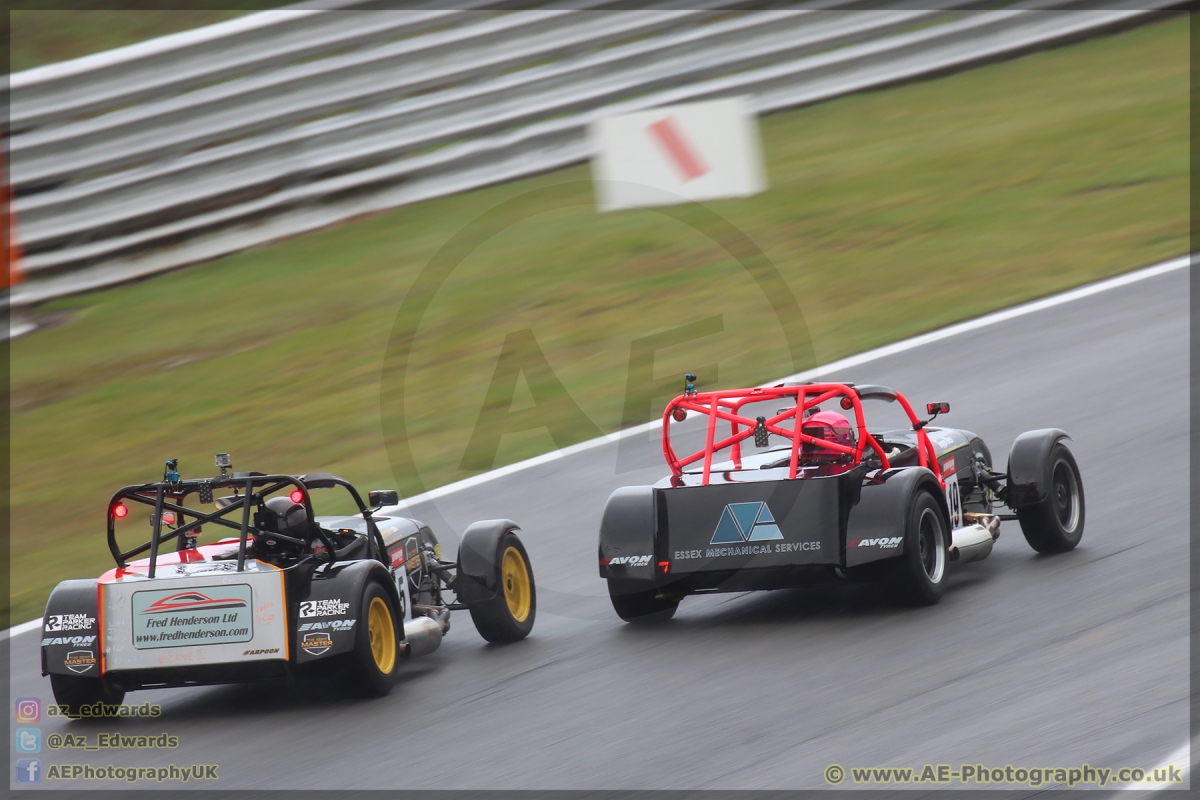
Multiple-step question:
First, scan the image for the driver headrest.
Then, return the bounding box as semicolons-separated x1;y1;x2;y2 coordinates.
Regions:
260;496;307;534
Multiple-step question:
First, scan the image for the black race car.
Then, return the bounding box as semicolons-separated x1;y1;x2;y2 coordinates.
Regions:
41;455;535;713
598;379;1083;620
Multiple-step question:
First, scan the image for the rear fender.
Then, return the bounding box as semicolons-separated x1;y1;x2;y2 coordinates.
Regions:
294;560;399;664
846;468;949;567
1005;429;1071;508
597;486;657;584
41;580;101;677
455;519;521;605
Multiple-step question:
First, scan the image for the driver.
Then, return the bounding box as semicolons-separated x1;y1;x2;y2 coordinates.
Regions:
254;495;310;555
800;410;857;469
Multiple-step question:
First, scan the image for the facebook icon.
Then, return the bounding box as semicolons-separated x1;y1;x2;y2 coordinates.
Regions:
16;758;40;783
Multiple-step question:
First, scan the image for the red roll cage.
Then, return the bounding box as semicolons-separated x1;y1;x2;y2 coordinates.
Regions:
662;382;943;486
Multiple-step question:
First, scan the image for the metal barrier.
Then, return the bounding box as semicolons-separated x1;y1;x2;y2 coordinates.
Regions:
9;0;1179;305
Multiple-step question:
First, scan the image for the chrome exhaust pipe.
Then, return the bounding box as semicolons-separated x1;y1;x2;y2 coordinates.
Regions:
412;604;451;634
964;513;1002;541
401;615;443;660
948;524;994;564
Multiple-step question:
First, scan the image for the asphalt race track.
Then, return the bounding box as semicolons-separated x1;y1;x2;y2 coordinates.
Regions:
7;263;1189;791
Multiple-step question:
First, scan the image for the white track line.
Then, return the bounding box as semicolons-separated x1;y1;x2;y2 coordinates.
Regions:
3;251;1189;641
1;618;42;640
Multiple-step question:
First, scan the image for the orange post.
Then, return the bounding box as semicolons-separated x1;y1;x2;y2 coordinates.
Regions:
2;143;25;290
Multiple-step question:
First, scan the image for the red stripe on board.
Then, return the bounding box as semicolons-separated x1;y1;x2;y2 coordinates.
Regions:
645;117;709;182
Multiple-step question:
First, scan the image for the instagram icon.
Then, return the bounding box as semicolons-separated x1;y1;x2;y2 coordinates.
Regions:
14;698;40;723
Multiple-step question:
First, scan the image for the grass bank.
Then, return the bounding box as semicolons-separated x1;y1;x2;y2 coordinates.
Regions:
8;17;1187;621
10;9;255;72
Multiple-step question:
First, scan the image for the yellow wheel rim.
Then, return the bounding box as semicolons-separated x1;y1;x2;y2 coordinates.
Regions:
501;546;531;623
367;596;396;674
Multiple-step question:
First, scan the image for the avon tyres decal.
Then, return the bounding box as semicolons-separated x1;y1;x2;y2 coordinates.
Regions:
131;585;253;650
663;479;840;574
600;555;652;568
42;635;97;647
298;619;356;632
848;537;902;549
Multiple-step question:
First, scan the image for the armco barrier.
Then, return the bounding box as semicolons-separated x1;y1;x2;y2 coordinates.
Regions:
8;0;1180;305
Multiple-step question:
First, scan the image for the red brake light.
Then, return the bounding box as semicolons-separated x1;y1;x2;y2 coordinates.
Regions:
840;396;854;410
161;512;176;525
672;408;687;422
289;490;305;503
112;503;128;518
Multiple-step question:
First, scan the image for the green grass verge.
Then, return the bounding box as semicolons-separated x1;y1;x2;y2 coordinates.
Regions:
10;9;256;72
8;17;1187;622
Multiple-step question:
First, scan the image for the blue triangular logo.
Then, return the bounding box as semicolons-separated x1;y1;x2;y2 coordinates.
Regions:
729;503;762;537
710;507;745;544
711;502;783;545
748;523;783;541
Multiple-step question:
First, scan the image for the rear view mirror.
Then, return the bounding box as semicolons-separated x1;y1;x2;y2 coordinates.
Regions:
369;490;399;507
927;402;950;415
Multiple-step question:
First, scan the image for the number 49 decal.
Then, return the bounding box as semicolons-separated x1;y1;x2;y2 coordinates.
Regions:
944;471;963;528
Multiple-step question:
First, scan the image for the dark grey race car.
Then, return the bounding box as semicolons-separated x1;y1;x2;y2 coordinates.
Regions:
599;380;1083;620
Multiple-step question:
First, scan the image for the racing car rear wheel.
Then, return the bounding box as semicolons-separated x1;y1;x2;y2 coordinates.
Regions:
608;580;679;623
50;673;126;715
467;531;536;643
884;490;948;606
1016;443;1085;553
351;581;400;696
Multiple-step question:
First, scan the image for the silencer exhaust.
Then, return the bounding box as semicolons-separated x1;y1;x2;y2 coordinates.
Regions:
401;615;443;660
949;523;994;564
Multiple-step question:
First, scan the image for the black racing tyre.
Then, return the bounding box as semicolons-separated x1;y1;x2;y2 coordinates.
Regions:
608;580;679;623
350;581;400;696
467;532;536;643
50;673;126;716
1016;443;1085;553
884;490;949;606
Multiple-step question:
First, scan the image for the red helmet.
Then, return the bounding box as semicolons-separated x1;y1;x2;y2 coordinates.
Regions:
800;410;856;464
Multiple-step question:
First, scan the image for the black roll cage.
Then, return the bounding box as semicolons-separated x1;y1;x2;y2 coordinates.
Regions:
106;472;384;576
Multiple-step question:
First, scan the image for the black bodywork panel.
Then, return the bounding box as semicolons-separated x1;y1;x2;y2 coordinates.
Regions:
845;467;946;567
1005;428;1070;507
292;559;400;665
598;486;658;583
41;581;101;678
662;476;843;573
599;463;950;595
456;519;521;605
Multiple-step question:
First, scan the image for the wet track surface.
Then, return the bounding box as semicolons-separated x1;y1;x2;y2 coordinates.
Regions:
7;266;1189;791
